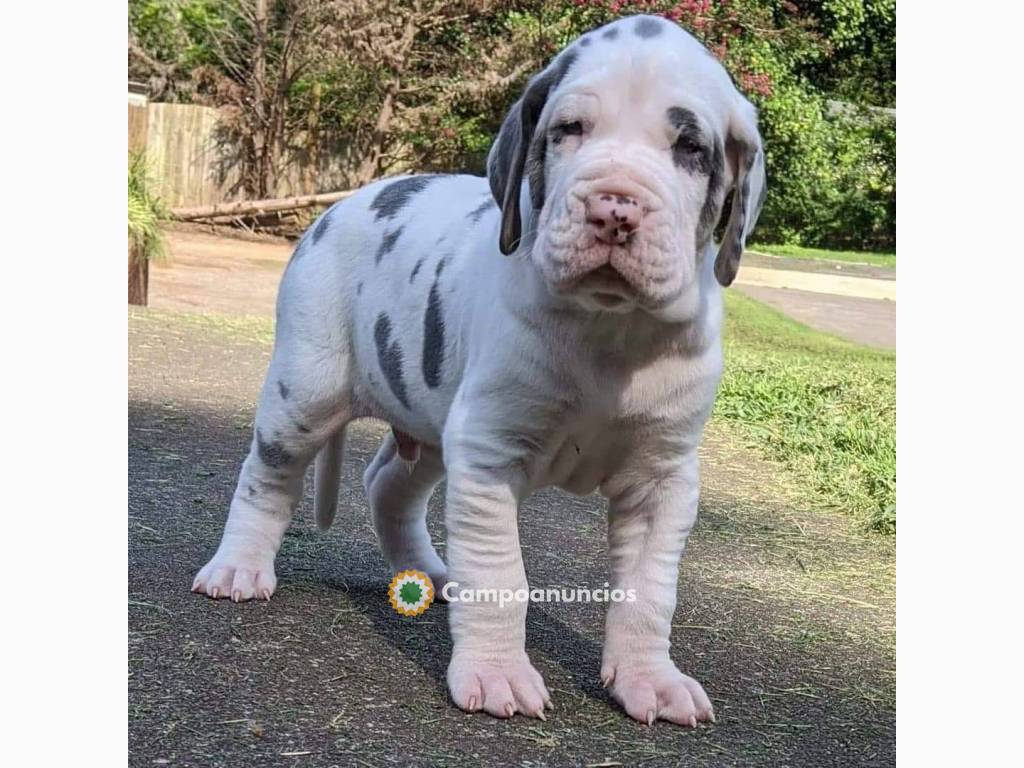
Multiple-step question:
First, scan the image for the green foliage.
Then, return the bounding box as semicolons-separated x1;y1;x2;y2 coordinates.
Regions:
129;0;235;100
754;86;895;251
128;0;895;250
715;292;896;534
813;0;896;107
130;0;187;64
735;0;895;250
128;153;169;263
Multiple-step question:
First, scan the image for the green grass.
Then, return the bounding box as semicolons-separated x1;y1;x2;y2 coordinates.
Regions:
715;292;895;534
748;243;896;268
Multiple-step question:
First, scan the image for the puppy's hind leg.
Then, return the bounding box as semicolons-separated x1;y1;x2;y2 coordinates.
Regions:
365;432;448;590
193;326;353;602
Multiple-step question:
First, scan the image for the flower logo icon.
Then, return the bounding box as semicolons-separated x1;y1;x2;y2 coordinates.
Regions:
387;569;435;616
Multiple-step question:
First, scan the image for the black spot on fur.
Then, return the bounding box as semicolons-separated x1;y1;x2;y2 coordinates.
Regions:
374;314;410;409
668;107;727;253
370;176;438;221
278;380;289;400
376;226;404;264
410;257;425;283
635;17;663;38
296;423;311;434
357;282;363;295
422;281;445;389
247;484;256;496
668;107;716;176
435;257;449;277
256;428;292;469
312;210;331;244
602;27;619;40
467;197;495;222
579;35;591;47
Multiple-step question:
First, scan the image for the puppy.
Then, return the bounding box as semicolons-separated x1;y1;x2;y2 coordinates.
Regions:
193;13;765;726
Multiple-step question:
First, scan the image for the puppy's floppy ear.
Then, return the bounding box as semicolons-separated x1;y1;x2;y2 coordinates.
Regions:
487;52;576;255
487;99;529;254
715;99;767;287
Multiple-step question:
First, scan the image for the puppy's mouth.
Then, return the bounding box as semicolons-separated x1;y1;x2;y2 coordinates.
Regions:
574;264;637;311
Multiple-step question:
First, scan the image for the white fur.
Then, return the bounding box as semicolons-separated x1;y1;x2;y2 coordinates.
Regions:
192;14;764;727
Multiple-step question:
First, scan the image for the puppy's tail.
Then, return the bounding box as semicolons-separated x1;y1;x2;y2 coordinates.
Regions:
313;426;347;531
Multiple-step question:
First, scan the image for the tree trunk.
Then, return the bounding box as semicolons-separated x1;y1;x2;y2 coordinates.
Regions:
170;189;355;221
355;87;397;185
355;8;421;185
305;81;322;194
252;0;270;197
128;244;149;306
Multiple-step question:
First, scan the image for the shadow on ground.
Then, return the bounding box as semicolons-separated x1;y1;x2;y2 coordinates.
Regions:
129;309;895;767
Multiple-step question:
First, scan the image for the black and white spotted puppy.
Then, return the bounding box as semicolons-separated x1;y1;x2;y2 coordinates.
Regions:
193;14;766;727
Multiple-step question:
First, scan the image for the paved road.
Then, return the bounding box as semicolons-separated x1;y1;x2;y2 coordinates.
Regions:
152;229;896;349
128;308;895;767
735;285;896;349
734;252;895;348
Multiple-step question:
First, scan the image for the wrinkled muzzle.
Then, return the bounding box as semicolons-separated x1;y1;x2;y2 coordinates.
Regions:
533;164;693;313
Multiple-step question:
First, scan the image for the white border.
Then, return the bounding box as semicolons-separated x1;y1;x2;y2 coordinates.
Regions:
4;3;126;763
900;2;1024;765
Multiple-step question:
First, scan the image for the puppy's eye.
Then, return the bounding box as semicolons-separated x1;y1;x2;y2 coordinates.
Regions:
552;120;584;142
675;136;703;155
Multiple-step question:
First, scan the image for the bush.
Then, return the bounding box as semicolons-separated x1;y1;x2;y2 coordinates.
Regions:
128;153;168;264
755;88;895;252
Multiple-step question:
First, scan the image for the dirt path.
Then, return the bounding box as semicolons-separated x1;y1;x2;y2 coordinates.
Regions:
129;308;895;767
151;229;896;349
150;227;292;317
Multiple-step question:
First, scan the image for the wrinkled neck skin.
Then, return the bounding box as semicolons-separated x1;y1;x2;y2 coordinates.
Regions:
499;204;722;367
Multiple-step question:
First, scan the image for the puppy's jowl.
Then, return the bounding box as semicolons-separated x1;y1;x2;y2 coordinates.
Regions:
193;14;766;727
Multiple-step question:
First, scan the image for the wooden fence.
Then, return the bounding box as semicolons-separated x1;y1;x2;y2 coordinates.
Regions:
129;90;358;208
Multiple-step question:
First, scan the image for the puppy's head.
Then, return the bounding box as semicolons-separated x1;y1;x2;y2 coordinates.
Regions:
487;14;766;320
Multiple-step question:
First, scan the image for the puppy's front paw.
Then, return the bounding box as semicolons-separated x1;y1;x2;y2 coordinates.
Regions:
448;652;552;720
191;551;277;602
601;659;714;727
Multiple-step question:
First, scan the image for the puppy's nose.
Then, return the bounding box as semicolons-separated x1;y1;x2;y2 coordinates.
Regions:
585;191;644;245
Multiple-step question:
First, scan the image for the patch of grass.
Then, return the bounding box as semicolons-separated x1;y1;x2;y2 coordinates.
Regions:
128;306;275;345
715;292;895;534
748;243;896;268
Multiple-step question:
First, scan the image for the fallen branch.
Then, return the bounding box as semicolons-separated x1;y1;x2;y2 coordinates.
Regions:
170;189;356;221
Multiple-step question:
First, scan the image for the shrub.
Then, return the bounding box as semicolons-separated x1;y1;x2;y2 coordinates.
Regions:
755;88;895;252
128;153;169;264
